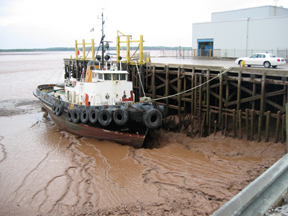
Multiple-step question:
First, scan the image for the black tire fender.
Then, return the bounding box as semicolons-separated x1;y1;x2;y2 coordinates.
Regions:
55;104;64;116
98;109;112;126
51;104;57;114
80;109;90;123
113;109;129;126
143;108;162;129
89;109;99;124
67;109;73;122
72;109;80;124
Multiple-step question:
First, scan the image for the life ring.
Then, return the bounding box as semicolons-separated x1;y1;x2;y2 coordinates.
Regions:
72;109;80;123
113;109;128;126
51;104;57;114
55;104;64;116
89;109;99;124
143;108;162;129
80;109;90;123
98;109;112;126
67;109;73;122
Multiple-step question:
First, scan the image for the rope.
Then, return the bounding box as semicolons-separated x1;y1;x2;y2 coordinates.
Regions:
43;63;64;84
122;44;140;68
152;67;233;101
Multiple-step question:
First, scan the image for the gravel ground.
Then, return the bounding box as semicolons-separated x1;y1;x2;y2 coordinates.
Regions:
265;193;288;216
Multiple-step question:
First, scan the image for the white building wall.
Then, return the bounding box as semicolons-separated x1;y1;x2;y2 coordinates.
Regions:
247;16;288;51
192;15;288;58
211;6;288;22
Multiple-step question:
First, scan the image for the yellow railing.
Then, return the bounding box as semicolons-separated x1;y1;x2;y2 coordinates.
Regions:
117;31;144;65
74;39;95;60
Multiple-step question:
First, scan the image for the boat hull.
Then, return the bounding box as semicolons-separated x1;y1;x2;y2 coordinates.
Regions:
41;103;147;149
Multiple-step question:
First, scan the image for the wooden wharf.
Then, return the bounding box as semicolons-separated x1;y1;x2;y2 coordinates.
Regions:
64;58;288;143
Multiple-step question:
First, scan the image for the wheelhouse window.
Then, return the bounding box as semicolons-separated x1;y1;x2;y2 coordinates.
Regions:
98;73;103;80
112;74;119;80
120;74;126;80
104;74;111;80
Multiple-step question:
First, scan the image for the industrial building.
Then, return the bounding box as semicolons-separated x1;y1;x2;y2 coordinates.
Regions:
192;5;288;58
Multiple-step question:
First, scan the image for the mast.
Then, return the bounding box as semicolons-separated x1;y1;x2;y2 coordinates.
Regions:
101;12;105;69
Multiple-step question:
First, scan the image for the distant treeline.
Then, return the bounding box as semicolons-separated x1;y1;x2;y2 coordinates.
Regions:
0;46;192;52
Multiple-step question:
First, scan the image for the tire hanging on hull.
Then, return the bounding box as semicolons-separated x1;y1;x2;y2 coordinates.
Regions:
67;109;73;122
72;109;80;123
55;104;64;116
80;109;90;123
113;109;129;126
89;109;99;124
98;109;112;126
143;108;162;129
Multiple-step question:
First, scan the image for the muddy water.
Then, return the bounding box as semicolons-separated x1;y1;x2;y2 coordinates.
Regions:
0;52;286;215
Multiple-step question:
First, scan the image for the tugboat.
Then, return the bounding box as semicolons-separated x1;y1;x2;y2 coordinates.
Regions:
33;15;164;148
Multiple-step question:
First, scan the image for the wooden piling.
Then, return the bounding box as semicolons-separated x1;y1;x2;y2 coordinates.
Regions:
191;68;195;115
257;116;262;142
275;110;281;143
260;73;266;119
233;109;236;138
246;109;249;140
282;114;285;143
191;115;194;138
152;66;156;99
250;109;254;141
206;69;210;125
209;111;212;135
219;72;223;124
177;67;181;115
225;113;228;137
214;120;217;136
239;110;242;139
265;111;271;142
165;66;169;115
199;74;202;117
221;113;224;135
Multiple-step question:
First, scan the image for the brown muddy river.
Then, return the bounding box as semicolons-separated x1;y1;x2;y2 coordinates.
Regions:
0;52;286;215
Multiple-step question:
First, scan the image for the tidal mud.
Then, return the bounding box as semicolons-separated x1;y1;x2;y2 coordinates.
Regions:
0;105;285;216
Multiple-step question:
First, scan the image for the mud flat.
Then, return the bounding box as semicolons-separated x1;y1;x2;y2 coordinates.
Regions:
0;102;285;216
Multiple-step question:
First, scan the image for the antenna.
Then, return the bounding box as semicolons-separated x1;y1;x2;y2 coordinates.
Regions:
273;0;279;16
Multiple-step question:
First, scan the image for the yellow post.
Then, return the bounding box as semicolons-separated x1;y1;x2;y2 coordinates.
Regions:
139;35;144;65
116;36;120;63
241;60;245;67
209;49;211;57
92;39;95;60
82;39;86;60
126;35;130;63
75;40;78;60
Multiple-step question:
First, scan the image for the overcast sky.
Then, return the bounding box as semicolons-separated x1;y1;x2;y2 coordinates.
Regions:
0;0;287;49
